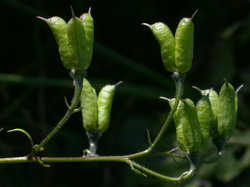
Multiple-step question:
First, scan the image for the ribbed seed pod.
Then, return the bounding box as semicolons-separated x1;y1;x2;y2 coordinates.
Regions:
97;85;116;132
207;89;219;137
169;98;203;153
175;17;194;73
38;9;94;71
144;14;195;73
144;22;176;72
67;16;87;70
217;83;236;140
38;16;72;70
196;95;213;145
81;79;98;131
80;11;94;70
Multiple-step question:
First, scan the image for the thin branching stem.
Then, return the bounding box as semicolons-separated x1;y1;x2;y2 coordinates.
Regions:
0;71;193;182
0;153;195;182
32;70;85;154
125;72;185;158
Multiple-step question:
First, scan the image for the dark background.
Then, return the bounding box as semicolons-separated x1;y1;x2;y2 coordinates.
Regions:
1;0;250;186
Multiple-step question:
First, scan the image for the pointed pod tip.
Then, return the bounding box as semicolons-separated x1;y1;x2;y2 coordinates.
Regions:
69;5;76;17
88;7;92;14
159;96;170;102
224;78;228;83
115;81;123;87
141;23;151;27
36;16;47;21
236;84;244;94
192;86;202;93
191;9;199;20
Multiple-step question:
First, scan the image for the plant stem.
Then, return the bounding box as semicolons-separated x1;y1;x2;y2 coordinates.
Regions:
0;72;189;182
150;72;185;149
128;160;195;182
0;154;194;182
127;72;185;158
32;70;85;154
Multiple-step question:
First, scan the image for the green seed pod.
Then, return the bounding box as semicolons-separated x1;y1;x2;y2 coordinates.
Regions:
196;95;213;145
81;79;98;131
175;17;194;73
169;99;187;151
38;16;72;70
67;16;88;70
144;22;176;72
169;98;202;153
80;11;94;70
207;89;219;137
144;12;196;73
97;85;116;132
217;83;236;140
38;9;94;71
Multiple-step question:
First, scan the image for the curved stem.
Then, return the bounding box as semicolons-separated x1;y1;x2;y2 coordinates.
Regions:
127;159;196;182
0;72;189;182
32;70;85;154
150;72;185;149
127;72;185;158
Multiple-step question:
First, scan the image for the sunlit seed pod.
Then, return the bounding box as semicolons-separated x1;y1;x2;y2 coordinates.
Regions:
144;22;176;72
175;17;194;73
67;16;89;71
97;85;116;132
38;16;73;70
80;10;94;70
81;79;98;131
38;9;94;71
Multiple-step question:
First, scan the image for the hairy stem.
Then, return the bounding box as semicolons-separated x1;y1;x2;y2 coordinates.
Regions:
0;72;189;182
127;72;185;158
32;70;85;154
0;153;194;182
150;72;185;149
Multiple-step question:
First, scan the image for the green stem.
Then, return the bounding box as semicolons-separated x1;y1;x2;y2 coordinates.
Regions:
150;72;185;149
32;70;85;154
0;72;189;182
127;72;185;158
128;159;196;182
0;154;195;182
0;150;184;164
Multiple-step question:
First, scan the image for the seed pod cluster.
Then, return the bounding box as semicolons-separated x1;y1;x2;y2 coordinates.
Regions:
196;83;238;143
144;13;195;73
81;79;119;133
168;82;238;153
199;83;237;141
38;8;94;71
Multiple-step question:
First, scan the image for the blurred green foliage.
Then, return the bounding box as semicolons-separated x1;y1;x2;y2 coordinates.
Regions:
0;0;250;186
